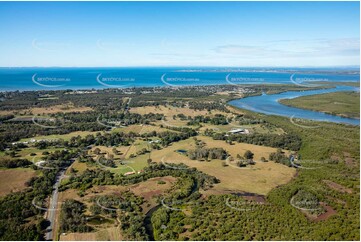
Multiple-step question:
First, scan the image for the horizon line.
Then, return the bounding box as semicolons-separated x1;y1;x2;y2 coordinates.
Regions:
0;65;360;68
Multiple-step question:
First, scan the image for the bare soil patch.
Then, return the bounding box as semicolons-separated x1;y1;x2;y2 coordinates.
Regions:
323;180;353;194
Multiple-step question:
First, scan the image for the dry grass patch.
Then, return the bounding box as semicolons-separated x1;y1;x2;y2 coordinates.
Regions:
20;131;98;143
0;169;36;197
130;105;226;117
31;104;92;115
113;124;168;134
60;226;122;241
150;137;295;195
66;160;91;175
0;103;92;116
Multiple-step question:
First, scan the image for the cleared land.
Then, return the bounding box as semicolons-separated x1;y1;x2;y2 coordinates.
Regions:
112;124;169;134
60;227;122;241
149;136;295;195
279;91;360;119
130;105;225;117
20;131;98;143
0;103;92;116
0;168;37;197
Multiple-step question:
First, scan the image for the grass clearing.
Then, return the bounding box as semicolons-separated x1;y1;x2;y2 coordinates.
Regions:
0;168;37;197
87;144;149;175
0;103;92;116
19;131;98;143
149;137;295;195
112;124;169;134
60;227;122;241
130;105;226;117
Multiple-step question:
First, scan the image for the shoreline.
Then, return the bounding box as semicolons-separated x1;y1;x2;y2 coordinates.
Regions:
228;86;360;126
278;91;360;120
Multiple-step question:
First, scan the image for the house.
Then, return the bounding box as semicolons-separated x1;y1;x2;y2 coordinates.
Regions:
149;139;160;144
124;171;136;176
228;128;250;134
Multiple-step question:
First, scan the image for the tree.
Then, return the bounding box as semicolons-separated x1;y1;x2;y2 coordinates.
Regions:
107;153;114;160
112;147;118;155
244;150;254;160
93;148;101;155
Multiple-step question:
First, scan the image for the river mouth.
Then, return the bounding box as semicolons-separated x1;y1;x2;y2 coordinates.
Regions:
228;85;360;126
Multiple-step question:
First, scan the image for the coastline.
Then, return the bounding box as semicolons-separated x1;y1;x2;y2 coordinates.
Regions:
278;91;360;120
228;86;360;126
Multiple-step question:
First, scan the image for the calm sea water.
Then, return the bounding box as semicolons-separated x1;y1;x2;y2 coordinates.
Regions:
0;67;359;125
0;67;359;91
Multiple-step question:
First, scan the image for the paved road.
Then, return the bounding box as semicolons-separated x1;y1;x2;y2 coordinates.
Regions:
44;170;66;241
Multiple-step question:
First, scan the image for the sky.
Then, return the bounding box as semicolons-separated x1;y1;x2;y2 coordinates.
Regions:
0;1;359;67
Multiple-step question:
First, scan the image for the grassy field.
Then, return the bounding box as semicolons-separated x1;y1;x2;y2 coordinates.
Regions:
130;105;226;117
149;137;295;195
0;146;65;162
0;103;92;116
0;168;37;197
20;131;99;143
76;143;150;176
279;91;360;119
112;124;169;134
60;227;122;241
20;147;64;160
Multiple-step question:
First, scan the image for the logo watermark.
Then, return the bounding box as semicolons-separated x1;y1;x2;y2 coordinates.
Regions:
160;156;190;170
32;115;66;129
225;197;267;212
289;115;321;129
290;158;337;170
96;197;135;212
290;73;325;88
32;198;65;211
161;73;200;87
96;115;127;129
289;190;324;212
32;39;70;51
226;73;264;86
96;74;135;88
161;198;200;211
32;74;70;88
96;156;136;173
32;157;58;170
160;115;189;128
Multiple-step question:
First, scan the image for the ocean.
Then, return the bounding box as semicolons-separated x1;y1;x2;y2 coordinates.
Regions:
0;67;359;91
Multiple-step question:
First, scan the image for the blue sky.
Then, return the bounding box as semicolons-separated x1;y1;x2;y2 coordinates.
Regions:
0;1;359;67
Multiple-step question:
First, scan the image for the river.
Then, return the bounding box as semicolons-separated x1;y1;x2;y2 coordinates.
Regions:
228;85;360;126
